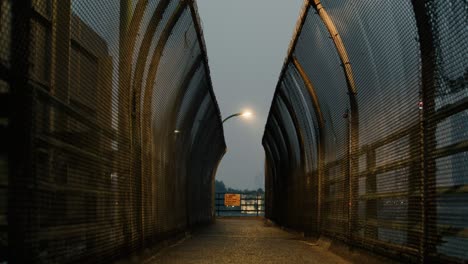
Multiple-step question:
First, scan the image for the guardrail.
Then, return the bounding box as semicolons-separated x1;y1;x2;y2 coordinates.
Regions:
215;192;265;217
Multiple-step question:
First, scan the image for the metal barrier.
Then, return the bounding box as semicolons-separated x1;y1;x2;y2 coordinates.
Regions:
263;0;467;263
215;192;265;217
1;0;225;263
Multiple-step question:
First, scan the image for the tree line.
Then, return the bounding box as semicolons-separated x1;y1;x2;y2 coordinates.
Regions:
215;180;264;194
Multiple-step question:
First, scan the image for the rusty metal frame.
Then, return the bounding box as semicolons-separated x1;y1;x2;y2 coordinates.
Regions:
6;0;225;261
261;0;466;262
53;0;70;98
308;0;359;242
131;0;171;137
117;0;149;248
118;0;148;140
308;0;356;95
410;1;437;262
140;0;187;172
291;57;325;234
127;1;172;244
319;98;468;261
136;1;187;243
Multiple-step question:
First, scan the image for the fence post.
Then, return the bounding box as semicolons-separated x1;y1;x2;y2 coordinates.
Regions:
256;192;259;217
411;1;437;262
292;57;325;235
309;0;359;243
216;193;219;217
365;149;377;239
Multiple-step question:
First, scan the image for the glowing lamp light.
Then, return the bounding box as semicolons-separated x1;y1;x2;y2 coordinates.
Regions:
241;111;253;118
222;109;254;124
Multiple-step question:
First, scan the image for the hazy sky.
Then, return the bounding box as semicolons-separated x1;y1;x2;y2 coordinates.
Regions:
72;0;303;190
196;0;303;190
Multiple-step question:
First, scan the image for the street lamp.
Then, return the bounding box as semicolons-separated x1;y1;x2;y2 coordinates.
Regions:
222;111;253;124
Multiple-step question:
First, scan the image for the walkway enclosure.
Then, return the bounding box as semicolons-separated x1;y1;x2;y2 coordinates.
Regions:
1;0;467;263
1;0;225;263
263;0;467;263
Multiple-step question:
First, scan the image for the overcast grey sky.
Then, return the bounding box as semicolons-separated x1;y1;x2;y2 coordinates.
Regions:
72;0;303;190
196;0;303;190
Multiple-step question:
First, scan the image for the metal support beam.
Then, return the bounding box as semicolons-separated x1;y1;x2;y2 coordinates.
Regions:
277;88;308;231
308;0;356;95
125;1;171;244
118;0;148;249
309;0;359;242
291;57;325;234
411;1;437;262
141;0;187;147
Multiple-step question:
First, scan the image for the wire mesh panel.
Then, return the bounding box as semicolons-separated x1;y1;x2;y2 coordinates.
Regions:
427;0;468;261
295;6;351;240
281;65;320;233
319;0;423;256
262;0;467;262
4;0;225;263
276;96;302;228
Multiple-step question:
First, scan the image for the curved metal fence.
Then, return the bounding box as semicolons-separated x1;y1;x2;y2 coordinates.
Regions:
263;0;467;263
1;0;226;263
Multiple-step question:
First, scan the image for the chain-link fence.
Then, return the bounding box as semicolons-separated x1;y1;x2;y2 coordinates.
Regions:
1;0;226;263
263;0;467;263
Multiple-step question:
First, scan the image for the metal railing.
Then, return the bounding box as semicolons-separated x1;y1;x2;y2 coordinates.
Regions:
2;1;226;263
262;0;467;263
215;193;265;217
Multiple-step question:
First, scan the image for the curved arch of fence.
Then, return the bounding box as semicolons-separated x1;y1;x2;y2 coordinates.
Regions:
2;0;226;262
263;0;467;263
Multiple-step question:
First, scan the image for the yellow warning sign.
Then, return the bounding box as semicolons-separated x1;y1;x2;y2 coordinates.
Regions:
224;193;241;207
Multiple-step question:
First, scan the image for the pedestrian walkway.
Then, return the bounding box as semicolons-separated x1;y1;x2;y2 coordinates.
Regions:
147;218;393;264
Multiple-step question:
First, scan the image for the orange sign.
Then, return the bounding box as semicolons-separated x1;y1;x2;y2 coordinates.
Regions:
224;193;241;206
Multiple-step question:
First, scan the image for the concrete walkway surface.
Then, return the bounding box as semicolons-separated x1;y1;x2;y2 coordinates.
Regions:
146;218;395;264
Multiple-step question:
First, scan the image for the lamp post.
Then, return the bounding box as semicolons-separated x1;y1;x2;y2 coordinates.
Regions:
222;111;253;124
